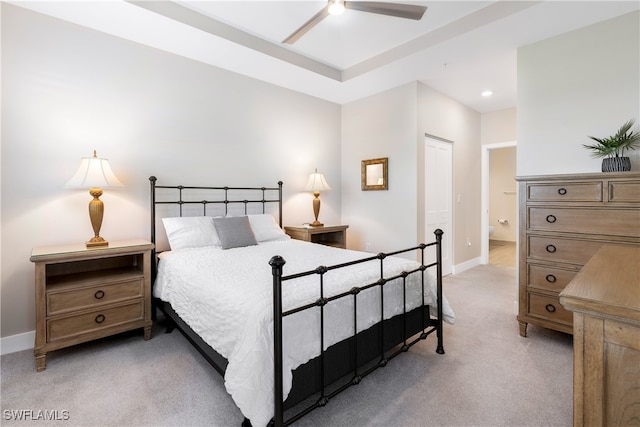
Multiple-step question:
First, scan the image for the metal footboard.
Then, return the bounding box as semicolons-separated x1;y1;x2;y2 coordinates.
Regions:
270;229;445;427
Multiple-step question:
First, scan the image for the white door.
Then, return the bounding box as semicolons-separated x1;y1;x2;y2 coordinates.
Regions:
424;136;453;275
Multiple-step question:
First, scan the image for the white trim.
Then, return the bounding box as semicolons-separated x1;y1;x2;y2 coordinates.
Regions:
453;256;481;274
1;331;35;355
481;141;517;264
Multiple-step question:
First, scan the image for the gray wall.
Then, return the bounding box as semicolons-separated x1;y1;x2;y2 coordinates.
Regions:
518;11;640;175
1;4;341;337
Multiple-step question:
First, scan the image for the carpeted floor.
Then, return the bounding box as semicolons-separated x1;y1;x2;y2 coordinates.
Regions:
1;264;573;426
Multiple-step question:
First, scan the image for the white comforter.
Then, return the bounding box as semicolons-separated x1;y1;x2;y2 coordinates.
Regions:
154;239;455;426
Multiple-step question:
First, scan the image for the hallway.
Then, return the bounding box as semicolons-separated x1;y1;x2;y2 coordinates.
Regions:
489;240;516;267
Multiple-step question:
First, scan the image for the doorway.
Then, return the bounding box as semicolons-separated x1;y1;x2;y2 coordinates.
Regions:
481;141;517;266
424;136;453;276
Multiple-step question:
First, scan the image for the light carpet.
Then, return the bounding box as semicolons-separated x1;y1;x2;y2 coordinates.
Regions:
1;264;573;426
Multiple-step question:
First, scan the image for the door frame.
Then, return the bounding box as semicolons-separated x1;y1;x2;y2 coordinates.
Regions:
481;140;517;264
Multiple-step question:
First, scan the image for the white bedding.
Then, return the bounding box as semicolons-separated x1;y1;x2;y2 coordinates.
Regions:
154;239;455;426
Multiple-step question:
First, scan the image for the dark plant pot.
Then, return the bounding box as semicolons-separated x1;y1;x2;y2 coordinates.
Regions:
601;157;631;172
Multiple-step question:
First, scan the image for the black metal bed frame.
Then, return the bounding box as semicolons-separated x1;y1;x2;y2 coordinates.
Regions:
149;176;445;427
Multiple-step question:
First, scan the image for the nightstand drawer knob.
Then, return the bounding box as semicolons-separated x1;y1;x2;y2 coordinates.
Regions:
546;215;557;223
545;304;556;313
546;244;557;253
94;290;105;299
95;314;106;324
546;274;557;283
558;188;567;195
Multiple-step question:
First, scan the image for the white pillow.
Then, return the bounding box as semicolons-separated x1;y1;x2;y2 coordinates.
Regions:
162;216;221;250
247;214;290;243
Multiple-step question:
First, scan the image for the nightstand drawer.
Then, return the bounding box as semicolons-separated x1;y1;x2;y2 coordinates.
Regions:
47;300;144;342
47;278;144;316
528;293;572;325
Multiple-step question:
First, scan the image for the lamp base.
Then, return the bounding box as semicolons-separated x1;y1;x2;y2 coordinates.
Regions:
86;236;109;248
309;220;324;227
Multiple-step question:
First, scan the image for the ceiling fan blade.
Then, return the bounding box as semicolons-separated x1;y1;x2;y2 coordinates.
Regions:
283;6;330;44
345;2;427;20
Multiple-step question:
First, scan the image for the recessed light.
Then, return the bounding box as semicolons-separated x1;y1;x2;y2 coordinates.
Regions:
481;90;493;97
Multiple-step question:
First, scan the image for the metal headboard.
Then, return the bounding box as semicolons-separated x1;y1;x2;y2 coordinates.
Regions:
149;176;283;274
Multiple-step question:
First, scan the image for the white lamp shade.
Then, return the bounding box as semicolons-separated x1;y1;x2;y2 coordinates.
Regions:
303;169;332;192
65;152;124;188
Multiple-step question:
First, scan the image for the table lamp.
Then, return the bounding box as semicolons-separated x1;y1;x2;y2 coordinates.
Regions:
303;168;331;227
65;150;124;247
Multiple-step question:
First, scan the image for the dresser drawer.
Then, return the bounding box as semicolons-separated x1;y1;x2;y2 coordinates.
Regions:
528;293;573;325
528;236;604;265
47;301;144;342
527;182;602;202
609;180;640;203
528;264;579;292
47;279;144;316
528;207;640;237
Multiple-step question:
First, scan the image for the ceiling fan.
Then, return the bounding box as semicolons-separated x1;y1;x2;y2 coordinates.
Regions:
283;0;428;44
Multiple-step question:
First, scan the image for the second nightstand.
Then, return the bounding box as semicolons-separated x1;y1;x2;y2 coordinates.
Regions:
284;225;349;249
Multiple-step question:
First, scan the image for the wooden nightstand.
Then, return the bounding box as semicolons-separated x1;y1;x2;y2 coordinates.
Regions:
30;239;154;371
284;225;349;249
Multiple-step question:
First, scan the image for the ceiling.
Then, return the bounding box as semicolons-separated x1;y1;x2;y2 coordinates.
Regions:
11;1;640;113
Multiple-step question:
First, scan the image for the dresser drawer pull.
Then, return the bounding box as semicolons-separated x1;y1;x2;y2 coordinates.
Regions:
94;290;105;299
546;274;557;283
95;314;106;324
546;244;557;253
545;304;556;313
545;215;557;223
557;188;567;195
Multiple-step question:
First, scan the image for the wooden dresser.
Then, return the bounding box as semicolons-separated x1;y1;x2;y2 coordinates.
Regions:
516;172;640;337
559;245;640;426
30;239;154;371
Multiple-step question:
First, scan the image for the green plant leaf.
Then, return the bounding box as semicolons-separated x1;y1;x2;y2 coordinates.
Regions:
583;119;640;158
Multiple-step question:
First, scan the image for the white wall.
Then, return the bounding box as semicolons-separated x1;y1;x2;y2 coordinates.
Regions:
1;4;341;337
518;11;640;175
341;83;419;254
489;147;517;242
482;108;517;243
482;108;517;146
341;82;483;269
418;84;481;266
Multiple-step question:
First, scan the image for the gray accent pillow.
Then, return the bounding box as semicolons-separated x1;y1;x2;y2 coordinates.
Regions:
213;216;258;249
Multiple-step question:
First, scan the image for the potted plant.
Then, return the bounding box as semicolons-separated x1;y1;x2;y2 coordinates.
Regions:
583;119;640;172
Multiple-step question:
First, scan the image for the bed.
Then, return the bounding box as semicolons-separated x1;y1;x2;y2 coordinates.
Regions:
149;177;455;426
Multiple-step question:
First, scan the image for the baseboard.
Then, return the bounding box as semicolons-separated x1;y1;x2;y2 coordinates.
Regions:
1;331;34;355
453;256;481;274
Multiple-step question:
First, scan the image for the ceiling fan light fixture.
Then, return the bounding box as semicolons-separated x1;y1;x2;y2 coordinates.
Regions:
328;0;346;16
283;0;426;45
